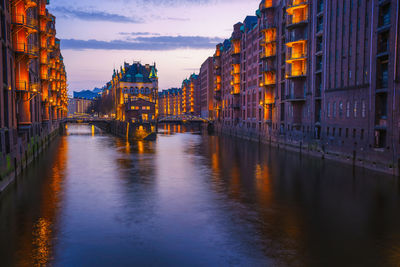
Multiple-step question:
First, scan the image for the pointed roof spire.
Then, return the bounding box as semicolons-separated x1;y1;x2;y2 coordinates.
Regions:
149;66;157;79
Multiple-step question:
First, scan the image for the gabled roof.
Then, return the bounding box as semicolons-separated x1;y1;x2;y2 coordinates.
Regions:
119;63;157;83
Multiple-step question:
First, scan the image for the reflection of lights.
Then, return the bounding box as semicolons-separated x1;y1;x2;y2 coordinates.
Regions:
138;141;144;154
91;125;95;136
32;218;52;266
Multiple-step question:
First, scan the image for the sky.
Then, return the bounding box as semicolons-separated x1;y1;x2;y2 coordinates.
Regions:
48;0;261;94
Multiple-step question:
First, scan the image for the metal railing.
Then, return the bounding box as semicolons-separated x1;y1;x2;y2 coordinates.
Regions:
13;14;38;29
14;43;38;56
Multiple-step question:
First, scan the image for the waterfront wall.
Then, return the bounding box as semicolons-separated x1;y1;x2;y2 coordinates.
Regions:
0;123;64;193
95;120;156;141
215;122;398;176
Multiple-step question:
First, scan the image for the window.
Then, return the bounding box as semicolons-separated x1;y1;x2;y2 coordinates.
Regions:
346;101;350;118
333;102;336;118
362;100;366;118
339;102;343;117
354;101;358;118
346;128;349;138
327;102;330;118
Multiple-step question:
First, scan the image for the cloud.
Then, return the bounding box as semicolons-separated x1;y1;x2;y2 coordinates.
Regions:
164;17;190;22
52;7;142;23
119;32;161;36
61;35;223;51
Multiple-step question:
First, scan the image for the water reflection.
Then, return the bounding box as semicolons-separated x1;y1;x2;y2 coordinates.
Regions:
0;137;68;266
0;124;400;266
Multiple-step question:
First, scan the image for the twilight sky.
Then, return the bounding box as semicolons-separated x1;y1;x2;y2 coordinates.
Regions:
47;0;260;94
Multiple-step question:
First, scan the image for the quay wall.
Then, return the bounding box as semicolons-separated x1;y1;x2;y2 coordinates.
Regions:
214;123;398;176
0;122;64;193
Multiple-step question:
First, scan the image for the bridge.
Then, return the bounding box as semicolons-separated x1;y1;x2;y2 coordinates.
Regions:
158;115;210;123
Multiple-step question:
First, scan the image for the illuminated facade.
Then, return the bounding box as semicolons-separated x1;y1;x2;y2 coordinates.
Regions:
199;57;214;120
158;88;182;118
111;61;158;122
1;0;67;183
202;0;400;174
181;74;200;115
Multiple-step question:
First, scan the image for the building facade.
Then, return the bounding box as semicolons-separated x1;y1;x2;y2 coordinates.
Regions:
110;61;158;122
182;74;200;115
174;0;400;174
199;57;215;119
158;88;182;118
1;0;67;183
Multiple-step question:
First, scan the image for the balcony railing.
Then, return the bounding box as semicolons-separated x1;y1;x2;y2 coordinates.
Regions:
260;0;275;11
286;52;307;62
286;70;307;78
260;48;277;60
287;15;308;28
13;15;38;30
15;82;39;92
287;0;308;9
260;21;276;31
14;43;39;57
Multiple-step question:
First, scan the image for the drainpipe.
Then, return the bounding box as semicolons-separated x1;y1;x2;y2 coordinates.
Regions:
393;0;399;174
369;0;374;157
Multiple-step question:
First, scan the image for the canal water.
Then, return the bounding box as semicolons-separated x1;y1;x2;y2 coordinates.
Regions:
1;124;400;266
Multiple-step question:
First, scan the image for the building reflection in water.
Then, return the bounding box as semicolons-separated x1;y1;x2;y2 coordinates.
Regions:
200;134;400;266
0;136;68;266
1;125;400;266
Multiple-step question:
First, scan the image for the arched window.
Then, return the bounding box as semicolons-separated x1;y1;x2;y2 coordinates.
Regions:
327;102;330;118
362;100;366;118
354;101;358;118
332;102;336;118
134;87;139;94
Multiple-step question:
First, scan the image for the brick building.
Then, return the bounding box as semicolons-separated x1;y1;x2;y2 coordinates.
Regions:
1;0;67;182
199;57;215;119
158;88;182;118
177;0;400;174
110;61;158;122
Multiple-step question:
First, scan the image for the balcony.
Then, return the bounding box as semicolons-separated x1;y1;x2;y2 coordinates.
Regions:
286;31;307;46
286;70;307;79
214;90;221;101
15;82;39;93
260;48;276;60
13;15;38;31
41;74;49;80
260;21;276;32
231;53;241;65
287;15;308;29
24;0;38;8
287;0;308;11
286;52;307;63
260;0;275;11
14;43;39;57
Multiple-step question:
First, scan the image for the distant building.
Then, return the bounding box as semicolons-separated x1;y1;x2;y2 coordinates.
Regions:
68;98;94;115
182;74;200;115
199;57;215;119
73;89;101;100
158;88;182;118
